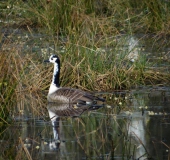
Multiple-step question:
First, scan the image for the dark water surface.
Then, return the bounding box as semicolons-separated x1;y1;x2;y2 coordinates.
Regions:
1;87;170;160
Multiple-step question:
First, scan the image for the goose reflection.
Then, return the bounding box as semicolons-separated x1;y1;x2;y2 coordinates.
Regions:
46;103;104;150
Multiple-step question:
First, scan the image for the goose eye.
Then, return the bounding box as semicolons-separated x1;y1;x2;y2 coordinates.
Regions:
51;58;53;60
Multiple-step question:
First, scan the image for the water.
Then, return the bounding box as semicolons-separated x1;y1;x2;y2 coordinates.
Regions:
1;87;170;160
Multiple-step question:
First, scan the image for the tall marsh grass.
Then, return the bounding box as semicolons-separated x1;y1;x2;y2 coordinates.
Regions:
1;44;170;122
0;50;47;123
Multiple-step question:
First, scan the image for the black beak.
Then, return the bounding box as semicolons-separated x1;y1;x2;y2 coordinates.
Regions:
44;60;50;63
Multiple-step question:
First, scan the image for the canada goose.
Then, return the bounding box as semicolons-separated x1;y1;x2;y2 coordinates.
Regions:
44;55;105;104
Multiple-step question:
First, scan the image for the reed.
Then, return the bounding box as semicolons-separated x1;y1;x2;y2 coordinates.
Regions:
0;51;18;122
58;46;170;91
0;49;47;123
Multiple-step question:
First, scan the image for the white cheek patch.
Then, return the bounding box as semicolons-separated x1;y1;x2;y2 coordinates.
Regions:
53;58;58;62
50;57;58;63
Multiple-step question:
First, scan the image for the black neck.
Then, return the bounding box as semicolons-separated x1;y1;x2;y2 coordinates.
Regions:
52;62;60;87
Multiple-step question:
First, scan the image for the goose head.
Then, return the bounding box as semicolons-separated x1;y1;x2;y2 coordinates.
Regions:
44;55;60;64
